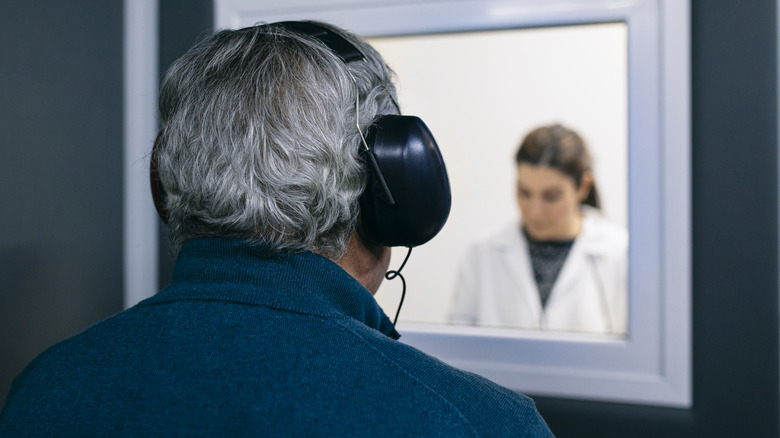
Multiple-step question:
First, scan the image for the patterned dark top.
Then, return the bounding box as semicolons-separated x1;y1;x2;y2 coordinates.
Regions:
524;228;575;308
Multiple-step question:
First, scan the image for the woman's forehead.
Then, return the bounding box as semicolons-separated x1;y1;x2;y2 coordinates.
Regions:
516;163;576;188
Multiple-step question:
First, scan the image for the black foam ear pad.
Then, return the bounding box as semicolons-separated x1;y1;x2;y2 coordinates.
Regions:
359;115;451;247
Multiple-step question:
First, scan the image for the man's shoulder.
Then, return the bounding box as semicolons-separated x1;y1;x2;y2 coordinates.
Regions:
1;303;553;437
339;320;553;437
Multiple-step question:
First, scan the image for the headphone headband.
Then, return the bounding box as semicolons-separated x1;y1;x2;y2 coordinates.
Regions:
273;21;365;63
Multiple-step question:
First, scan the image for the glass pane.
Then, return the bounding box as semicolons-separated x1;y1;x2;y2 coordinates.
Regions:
370;22;628;336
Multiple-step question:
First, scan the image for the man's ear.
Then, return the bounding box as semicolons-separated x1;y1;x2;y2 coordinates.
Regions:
336;231;391;295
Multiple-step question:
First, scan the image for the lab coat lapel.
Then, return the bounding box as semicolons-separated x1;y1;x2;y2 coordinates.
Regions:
498;227;544;323
545;216;603;320
547;238;590;305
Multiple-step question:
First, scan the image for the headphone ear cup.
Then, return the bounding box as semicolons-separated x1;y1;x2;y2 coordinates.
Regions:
150;131;170;224
359;115;451;247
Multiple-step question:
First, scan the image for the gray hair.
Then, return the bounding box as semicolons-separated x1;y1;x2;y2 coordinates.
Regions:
156;21;399;258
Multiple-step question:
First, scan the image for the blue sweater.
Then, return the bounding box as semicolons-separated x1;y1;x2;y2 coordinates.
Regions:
0;238;553;437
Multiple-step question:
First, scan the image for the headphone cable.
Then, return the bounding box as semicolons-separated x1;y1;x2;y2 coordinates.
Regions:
386;247;412;325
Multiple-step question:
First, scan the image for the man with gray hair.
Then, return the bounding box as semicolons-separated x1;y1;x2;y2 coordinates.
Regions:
0;21;552;437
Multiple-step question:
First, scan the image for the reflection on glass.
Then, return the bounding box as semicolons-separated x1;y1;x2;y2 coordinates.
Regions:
449;124;627;335
369;23;628;336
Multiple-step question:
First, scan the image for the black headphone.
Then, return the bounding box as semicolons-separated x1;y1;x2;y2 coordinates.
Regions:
150;20;451;248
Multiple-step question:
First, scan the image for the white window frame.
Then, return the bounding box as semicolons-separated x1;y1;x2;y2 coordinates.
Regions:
214;0;691;407
123;0;159;309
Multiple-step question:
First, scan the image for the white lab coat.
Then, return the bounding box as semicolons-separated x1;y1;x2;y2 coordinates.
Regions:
450;208;628;335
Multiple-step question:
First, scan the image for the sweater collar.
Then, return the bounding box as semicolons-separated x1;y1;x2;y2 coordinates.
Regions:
142;238;400;340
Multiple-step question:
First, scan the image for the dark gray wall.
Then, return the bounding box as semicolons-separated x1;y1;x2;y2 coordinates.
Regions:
0;1;124;408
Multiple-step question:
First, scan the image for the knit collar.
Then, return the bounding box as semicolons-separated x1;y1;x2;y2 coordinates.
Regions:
141;238;400;340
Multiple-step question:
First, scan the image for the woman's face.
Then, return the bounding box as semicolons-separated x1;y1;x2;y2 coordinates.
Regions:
515;163;590;241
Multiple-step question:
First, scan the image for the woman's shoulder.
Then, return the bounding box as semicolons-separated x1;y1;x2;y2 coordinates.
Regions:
477;223;524;249
457;224;523;264
581;207;628;253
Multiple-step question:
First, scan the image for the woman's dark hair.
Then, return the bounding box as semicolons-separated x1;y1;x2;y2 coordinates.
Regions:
514;124;600;209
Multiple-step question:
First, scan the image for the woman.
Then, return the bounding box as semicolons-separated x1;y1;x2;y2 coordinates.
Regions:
450;124;628;335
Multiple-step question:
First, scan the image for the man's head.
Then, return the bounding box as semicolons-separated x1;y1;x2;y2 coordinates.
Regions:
154;21;399;258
